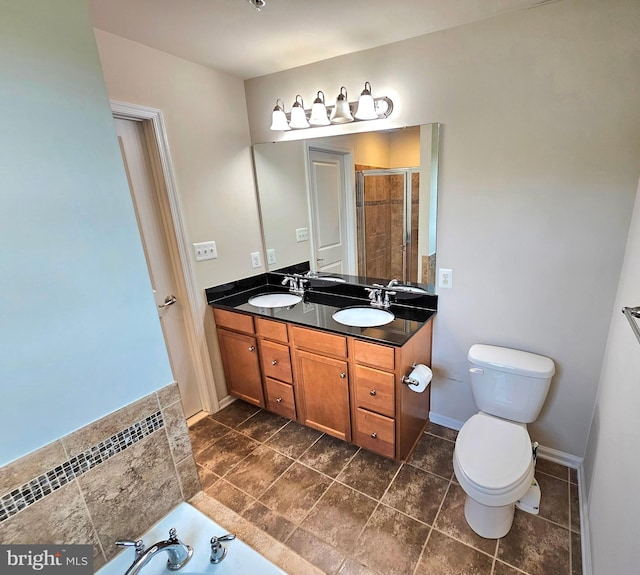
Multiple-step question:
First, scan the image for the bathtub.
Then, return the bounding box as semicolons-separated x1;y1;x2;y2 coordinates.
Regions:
96;502;287;575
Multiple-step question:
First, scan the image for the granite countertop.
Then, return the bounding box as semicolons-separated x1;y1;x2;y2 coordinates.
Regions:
206;272;437;347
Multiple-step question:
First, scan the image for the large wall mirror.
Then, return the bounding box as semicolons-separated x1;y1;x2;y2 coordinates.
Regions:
253;123;440;286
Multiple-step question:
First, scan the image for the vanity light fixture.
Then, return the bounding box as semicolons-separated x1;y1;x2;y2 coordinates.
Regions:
309;91;330;126
330;86;354;124
269;99;290;131
269;83;394;131
246;0;266;10
289;95;311;129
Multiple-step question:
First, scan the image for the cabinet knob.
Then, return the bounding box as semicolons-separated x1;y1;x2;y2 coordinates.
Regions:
339;372;346;379
276;397;283;403
369;389;377;396
248;346;255;352
271;359;278;366
371;432;377;439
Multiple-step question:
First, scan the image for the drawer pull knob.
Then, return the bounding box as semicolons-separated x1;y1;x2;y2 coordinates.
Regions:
369;389;377;396
339;372;346;379
371;432;377;439
276;397;283;403
248;346;255;352
271;360;278;366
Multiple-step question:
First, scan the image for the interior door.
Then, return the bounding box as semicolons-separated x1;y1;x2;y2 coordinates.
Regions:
307;149;354;274
114;117;202;417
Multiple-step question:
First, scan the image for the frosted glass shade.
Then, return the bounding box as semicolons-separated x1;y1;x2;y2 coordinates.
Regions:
309;91;330;126
330;87;353;124
269;99;290;131
289;95;310;129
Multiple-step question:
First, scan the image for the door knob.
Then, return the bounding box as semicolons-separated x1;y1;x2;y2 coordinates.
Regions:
158;295;177;308
271;360;278;366
276;397;283;403
339;372;346;379
248;346;255;352
369;389;377;396
371;432;377;439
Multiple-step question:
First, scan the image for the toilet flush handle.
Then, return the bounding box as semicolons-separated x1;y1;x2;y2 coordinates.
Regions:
469;367;484;374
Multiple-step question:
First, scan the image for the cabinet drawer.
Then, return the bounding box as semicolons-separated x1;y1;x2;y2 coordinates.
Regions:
355;408;395;459
256;318;288;343
265;378;296;420
260;340;293;383
291;326;347;358
213;308;255;334
354;365;395;417
352;339;395;370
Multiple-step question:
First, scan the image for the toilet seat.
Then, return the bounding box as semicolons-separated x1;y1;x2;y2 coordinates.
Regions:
454;413;534;505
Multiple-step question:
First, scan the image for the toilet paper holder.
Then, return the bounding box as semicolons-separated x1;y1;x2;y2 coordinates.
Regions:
401;363;420;386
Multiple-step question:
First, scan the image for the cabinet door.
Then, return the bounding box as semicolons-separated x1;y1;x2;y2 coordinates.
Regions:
218;328;264;407
296;350;351;441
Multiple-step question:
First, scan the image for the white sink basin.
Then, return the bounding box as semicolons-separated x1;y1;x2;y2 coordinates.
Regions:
248;293;302;308
332;307;395;327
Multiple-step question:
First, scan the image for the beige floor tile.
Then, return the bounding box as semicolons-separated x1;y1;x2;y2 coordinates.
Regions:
416;530;494;575
336;449;400;499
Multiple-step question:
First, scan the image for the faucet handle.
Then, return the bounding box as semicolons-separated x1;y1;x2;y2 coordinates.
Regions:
115;539;145;557
210;533;236;564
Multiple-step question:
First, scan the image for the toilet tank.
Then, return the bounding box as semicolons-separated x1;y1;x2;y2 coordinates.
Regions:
468;344;555;423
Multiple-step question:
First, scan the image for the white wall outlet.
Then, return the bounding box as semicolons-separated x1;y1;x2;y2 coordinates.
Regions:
250;251;262;269
266;248;277;265
295;227;309;242
193;241;217;261
438;268;453;289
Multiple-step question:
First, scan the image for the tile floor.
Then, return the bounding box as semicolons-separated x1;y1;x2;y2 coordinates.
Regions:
189;400;582;575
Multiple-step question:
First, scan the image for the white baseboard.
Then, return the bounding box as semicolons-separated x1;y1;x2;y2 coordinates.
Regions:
217;394;236;410
577;466;592;575
429;411;464;431
535;445;583;470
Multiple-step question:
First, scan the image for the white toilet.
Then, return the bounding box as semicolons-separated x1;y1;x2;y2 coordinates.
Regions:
453;344;555;539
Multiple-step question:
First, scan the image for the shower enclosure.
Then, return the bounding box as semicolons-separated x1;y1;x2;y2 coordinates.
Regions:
356;167;421;283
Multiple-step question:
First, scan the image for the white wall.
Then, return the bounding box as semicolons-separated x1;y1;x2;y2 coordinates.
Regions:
582;179;640;573
244;0;640;457
93;29;265;402
0;0;173;466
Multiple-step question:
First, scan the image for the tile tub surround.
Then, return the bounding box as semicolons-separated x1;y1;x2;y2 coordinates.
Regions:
192;400;583;575
0;383;200;570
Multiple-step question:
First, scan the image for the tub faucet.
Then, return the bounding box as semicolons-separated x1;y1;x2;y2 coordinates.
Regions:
115;528;193;575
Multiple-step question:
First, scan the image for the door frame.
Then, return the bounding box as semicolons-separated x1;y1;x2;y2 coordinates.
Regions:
304;143;357;274
111;100;219;414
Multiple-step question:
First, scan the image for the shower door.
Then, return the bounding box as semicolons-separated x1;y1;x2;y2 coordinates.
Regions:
356;168;420;282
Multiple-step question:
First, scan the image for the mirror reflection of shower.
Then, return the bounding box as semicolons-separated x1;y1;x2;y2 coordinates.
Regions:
356;168;420;282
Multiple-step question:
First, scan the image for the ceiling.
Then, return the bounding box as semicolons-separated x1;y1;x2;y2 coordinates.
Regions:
90;0;552;80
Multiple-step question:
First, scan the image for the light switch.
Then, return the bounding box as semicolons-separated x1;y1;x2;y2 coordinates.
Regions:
193;241;217;261
296;227;309;242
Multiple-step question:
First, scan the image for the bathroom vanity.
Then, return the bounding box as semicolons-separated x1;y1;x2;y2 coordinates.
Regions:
206;269;437;462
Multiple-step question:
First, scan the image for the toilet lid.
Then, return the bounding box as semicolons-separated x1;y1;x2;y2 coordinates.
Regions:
456;413;532;492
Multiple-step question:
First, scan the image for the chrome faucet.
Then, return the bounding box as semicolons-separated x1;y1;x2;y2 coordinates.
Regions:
387;278;399;288
281;274;308;295
365;284;396;309
116;528;193;575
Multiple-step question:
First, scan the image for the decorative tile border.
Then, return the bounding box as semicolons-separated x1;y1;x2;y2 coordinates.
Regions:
0;411;164;523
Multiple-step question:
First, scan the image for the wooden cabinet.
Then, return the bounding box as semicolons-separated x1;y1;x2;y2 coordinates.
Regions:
295;349;351;441
291;326;351;441
216;324;264;407
213;306;433;462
